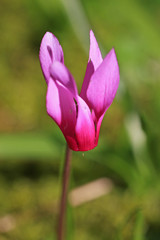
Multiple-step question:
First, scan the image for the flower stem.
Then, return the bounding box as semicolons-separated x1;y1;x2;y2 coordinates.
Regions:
57;145;72;240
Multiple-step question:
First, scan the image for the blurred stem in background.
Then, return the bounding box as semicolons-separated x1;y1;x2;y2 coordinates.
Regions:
58;145;72;240
125;112;157;191
60;0;90;53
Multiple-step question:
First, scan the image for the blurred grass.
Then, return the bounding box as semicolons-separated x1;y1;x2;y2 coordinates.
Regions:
0;0;160;239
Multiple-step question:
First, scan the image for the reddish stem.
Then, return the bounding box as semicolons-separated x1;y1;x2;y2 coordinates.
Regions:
57;145;72;240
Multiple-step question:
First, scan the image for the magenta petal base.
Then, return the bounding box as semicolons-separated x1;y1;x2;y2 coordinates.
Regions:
66;136;97;152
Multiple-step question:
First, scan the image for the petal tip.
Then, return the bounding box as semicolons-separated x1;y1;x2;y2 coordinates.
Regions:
39;31;64;84
108;48;116;58
89;30;96;46
88;30;103;69
107;48;119;72
89;29;94;38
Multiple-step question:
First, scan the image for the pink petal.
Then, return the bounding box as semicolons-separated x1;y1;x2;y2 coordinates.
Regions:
86;48;120;119
89;30;103;70
75;97;96;151
50;61;78;98
80;30;103;102
46;79;78;149
46;78;61;126
39;32;64;84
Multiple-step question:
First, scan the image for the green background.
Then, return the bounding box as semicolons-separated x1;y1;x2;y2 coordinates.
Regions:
0;0;160;239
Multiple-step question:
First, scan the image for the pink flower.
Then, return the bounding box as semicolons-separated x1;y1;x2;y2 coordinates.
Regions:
39;30;119;151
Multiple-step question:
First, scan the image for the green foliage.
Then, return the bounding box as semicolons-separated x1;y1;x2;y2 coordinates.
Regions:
0;0;160;239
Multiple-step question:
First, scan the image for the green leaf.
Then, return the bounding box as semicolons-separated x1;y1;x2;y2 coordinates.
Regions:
0;132;64;160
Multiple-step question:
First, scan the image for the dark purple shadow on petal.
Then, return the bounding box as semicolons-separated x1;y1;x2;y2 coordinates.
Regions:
80;60;94;106
47;46;53;61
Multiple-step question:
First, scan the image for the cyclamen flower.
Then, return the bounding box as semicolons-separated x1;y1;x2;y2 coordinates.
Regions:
39;30;119;151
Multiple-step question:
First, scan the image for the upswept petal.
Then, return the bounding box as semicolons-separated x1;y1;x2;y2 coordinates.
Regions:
89;30;103;70
86;48;120;120
80;30;103;102
39;32;64;84
75;96;96;151
50;61;78;98
46;79;77;149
